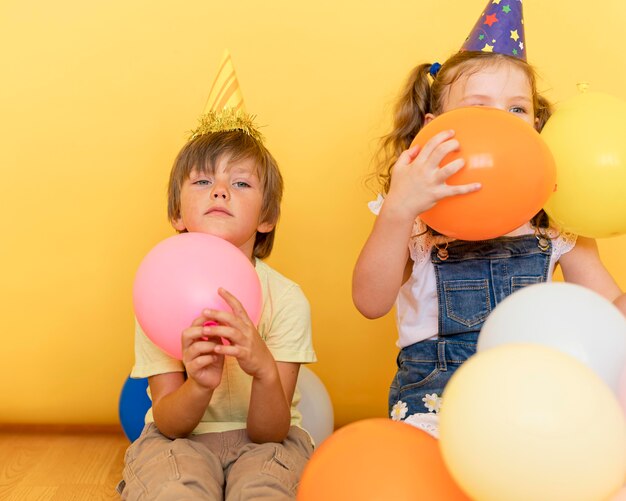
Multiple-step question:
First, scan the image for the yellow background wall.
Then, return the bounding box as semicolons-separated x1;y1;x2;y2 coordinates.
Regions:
1;0;625;428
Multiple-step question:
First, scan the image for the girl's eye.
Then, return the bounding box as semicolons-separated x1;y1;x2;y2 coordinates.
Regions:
464;99;487;106
233;181;251;188
193;179;211;186
510;106;527;114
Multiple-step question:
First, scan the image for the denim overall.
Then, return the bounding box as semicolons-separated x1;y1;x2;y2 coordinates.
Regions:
389;234;551;416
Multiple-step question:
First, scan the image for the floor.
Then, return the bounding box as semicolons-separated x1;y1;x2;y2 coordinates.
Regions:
0;425;128;500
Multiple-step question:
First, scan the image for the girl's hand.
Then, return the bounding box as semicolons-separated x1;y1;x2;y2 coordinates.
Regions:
385;130;481;220
181;315;225;390
201;288;276;381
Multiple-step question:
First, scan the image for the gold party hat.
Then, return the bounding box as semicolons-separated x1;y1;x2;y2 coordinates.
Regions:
203;49;245;114
189;50;262;141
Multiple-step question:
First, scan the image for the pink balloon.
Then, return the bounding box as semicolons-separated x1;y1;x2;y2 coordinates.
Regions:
133;233;262;359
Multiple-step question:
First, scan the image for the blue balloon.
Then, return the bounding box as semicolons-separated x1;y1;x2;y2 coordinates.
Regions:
118;376;151;442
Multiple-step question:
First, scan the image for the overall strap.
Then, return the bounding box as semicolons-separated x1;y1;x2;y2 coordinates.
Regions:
432;235;552;338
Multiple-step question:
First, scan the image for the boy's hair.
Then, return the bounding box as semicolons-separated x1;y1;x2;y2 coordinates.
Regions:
371;51;552;232
167;130;284;259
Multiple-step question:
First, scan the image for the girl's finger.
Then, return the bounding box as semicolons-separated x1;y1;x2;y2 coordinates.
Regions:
436;158;466;181
413;129;455;161
397;144;421;166
420;138;461;172
443;182;482;197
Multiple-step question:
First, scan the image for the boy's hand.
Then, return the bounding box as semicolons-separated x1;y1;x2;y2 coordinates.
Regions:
201;288;275;380
181;315;225;390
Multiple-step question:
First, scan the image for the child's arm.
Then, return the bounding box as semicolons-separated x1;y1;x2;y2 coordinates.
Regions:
203;288;293;443
353;130;480;318
149;315;225;438
247;361;298;443
352;195;415;318
559;236;624;309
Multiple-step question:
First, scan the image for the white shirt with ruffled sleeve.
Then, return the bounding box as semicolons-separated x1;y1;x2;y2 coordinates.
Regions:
368;195;577;348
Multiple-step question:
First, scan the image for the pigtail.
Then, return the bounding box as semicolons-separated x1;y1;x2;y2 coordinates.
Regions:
388;64;433;155
371;64;433;194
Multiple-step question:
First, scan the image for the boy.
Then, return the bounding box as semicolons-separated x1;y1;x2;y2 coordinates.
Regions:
119;113;317;500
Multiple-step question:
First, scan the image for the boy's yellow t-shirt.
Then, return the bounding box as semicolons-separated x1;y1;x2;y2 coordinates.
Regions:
131;258;317;434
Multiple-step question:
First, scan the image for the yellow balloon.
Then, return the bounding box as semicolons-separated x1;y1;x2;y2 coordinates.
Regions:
541;92;626;238
611;486;626;501
439;344;626;501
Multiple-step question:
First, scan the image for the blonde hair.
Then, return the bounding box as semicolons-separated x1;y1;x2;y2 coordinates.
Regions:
167;130;283;259
372;51;552;231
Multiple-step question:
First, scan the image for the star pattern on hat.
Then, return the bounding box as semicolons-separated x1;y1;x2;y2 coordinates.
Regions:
461;0;526;60
484;13;499;26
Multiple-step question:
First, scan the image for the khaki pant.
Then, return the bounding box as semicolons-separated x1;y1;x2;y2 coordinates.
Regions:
119;423;314;500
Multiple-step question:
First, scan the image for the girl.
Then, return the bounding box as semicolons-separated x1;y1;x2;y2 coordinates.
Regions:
352;49;626;423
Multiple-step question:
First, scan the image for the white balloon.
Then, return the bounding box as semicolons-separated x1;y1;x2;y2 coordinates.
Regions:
296;366;334;446
478;282;626;394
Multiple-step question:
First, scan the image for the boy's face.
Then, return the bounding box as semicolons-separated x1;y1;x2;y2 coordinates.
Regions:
172;155;274;260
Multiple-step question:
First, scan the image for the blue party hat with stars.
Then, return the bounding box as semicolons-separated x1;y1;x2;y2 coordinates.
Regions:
461;0;526;60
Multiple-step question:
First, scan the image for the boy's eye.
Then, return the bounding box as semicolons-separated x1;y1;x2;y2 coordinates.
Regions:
510;106;527;114
193;179;211;186
233;181;251;188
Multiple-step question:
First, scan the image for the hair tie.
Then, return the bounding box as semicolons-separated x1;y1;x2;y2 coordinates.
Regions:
429;62;441;77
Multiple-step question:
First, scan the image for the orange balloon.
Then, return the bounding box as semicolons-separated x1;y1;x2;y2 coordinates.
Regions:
297;418;469;501
412;107;556;240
